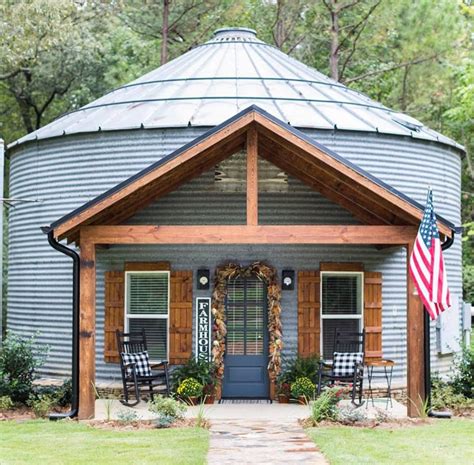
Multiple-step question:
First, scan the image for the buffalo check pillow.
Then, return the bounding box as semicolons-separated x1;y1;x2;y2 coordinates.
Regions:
121;351;152;377
332;352;364;377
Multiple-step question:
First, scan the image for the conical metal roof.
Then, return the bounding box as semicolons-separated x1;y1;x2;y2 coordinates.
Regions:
10;27;461;150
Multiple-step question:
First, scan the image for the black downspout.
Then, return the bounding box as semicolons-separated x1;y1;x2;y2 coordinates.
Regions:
41;227;79;419
425;230;455;418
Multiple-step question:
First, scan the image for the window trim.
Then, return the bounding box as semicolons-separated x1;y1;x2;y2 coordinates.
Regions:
124;270;170;362
320;271;364;358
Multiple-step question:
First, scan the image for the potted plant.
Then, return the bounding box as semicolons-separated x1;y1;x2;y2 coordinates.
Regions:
277;381;291;403
177;377;203;405
203;381;216;404
291;377;315;405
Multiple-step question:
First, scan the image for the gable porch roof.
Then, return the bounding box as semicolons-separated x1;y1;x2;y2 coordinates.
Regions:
49;105;456;242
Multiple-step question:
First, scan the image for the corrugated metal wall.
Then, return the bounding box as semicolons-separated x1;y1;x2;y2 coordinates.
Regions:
7;128;462;384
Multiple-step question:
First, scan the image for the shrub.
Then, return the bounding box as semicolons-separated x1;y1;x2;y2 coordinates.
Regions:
310;387;342;422
337;405;368;424
34;379;72;407
27;394;55;418
291;377;315;399
171;359;215;392
284;355;320;383
0;333;48;403
431;376;472;411
0;395;14;410
116;409;140;423
149;395;186;427
177;378;203;398
451;345;473;399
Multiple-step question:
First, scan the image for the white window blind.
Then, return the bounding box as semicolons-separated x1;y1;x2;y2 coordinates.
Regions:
125;271;169;360
321;272;363;359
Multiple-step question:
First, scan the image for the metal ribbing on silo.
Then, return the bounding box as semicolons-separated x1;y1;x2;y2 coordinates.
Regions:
7;127;462;383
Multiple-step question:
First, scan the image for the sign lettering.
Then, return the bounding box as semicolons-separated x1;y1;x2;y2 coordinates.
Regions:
195;297;211;362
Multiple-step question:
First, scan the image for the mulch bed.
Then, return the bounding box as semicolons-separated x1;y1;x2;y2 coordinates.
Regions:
86;418;200;431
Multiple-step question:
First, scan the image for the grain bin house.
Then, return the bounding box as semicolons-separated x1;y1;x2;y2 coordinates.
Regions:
7;28;463;419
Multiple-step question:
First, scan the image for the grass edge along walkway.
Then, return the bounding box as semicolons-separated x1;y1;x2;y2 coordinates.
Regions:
0;420;209;465
306;418;474;465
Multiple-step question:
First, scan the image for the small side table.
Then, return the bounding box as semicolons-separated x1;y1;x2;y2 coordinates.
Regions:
365;359;395;409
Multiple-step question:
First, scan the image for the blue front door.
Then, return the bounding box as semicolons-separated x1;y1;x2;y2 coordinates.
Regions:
222;276;269;398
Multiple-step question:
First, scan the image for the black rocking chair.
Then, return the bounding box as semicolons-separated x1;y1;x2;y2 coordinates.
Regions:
317;328;366;406
116;329;170;406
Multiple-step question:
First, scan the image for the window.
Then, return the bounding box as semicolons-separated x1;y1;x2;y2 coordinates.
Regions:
321;272;363;359
125;271;170;361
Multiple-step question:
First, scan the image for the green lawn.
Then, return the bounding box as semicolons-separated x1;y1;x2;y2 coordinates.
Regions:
307;419;474;465
0;420;209;465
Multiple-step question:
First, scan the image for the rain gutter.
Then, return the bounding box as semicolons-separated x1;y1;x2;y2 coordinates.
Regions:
41;227;79;420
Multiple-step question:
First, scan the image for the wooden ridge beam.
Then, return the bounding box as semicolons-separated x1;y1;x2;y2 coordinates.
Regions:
246;126;258;225
80;224;418;245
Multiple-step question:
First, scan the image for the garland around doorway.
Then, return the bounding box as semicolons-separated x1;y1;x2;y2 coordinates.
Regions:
211;262;283;383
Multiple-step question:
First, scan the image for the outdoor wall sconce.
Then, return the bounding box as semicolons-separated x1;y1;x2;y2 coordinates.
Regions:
197;269;210;290
282;270;295;290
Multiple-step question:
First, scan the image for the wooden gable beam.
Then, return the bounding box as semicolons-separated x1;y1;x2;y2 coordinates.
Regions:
254;114;452;237
80;224;418;245
55;111;255;240
259;143;391;226
247;126;258;226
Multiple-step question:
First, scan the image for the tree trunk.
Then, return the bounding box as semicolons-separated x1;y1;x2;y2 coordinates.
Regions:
329;1;340;82
161;0;170;65
274;0;285;49
15;97;34;134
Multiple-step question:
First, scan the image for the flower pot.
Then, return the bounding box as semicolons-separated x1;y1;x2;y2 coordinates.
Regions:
298;396;307;405
204;395;215;404
278;394;290;404
188;396;199;406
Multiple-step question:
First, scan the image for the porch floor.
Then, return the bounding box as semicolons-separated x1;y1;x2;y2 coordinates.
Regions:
94;398;407;422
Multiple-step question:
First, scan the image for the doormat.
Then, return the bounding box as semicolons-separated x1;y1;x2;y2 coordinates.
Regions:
219;399;272;404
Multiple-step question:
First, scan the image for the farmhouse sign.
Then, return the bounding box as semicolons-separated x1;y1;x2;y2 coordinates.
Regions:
195;297;212;361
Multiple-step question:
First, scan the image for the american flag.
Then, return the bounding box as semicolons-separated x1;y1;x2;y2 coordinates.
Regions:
409;189;451;320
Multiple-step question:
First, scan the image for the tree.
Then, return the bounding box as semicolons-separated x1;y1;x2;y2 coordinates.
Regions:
321;0;382;82
0;0;113;137
119;0;231;65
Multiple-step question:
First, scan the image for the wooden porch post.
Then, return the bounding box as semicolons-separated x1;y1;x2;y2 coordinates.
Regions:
406;242;425;417
78;237;96;419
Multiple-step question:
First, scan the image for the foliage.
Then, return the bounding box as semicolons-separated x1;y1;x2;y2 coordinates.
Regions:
276;381;291;397
27;394;55;418
451;344;474;398
0;333;48;403
34;379;72;407
0;395;14;410
116;409;140;423
171;359;215;393
149;395;186;427
337;405;368;425
177;378;203;398
309;387;342;423
282;354;321;383
290;376;315;399
0;421;209;465
431;376;472;412
307;420;474;465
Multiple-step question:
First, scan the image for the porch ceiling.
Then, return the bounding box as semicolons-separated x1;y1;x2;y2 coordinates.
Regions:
50;105;455;242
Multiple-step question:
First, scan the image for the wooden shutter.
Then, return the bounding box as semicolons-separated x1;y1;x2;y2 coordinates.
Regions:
169;270;193;364
104;271;124;363
297;271;321;357
364;272;383;360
